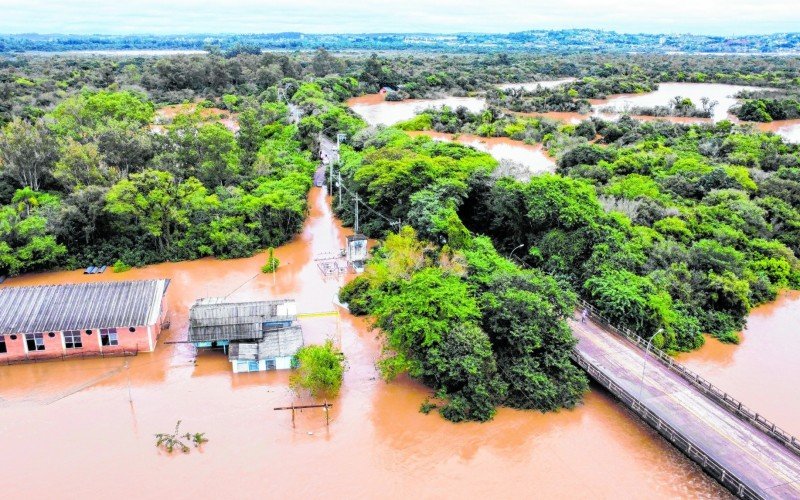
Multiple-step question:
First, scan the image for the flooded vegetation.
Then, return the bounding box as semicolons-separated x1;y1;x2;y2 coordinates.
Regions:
348;84;800;145
346;94;486;127
3;44;800;497
0;188;730;498
406;131;555;175
595;82;763;122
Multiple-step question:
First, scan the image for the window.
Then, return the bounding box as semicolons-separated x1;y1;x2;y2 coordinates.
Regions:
26;333;45;351
247;361;260;372
64;330;82;349
0;335;6;354
264;359;277;370
100;328;118;346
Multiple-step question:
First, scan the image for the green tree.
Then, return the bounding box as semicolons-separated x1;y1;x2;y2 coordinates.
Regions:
290;340;345;398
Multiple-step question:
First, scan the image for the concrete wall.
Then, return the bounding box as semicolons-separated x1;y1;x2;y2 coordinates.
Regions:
0;324;157;364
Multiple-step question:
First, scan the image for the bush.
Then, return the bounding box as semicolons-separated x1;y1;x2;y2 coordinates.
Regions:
290;340;345;398
261;247;280;273
112;259;132;273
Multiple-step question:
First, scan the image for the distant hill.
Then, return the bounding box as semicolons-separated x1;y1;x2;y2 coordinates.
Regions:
2;29;800;54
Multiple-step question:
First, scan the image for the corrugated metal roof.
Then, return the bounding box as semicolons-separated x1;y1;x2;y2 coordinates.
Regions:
228;326;304;361
187;298;297;342
0;279;170;334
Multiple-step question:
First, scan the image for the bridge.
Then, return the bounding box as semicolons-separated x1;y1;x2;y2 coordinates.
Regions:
571;301;800;499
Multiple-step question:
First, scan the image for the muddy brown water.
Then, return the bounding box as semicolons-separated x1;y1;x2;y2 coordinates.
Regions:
0;187;748;498
348;85;800;144
677;290;800;437
405;130;556;174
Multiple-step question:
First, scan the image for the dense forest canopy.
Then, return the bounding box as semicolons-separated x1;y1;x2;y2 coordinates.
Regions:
2;48;800;421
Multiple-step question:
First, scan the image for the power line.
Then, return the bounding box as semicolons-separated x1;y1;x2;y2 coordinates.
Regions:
336;176;401;228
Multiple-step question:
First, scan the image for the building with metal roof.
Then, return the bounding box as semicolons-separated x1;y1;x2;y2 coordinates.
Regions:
0;279;170;363
187;297;302;373
228;325;304;373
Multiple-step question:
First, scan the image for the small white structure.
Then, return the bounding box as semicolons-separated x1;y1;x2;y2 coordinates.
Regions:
346;235;369;273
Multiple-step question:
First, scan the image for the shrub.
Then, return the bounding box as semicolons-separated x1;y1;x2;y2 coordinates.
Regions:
290;340;345;398
112;259;132;273
261;247;280;273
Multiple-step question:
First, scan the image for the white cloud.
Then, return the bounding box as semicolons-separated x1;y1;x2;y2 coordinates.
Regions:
0;0;797;35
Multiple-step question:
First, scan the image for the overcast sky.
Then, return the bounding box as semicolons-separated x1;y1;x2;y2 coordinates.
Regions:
1;0;797;36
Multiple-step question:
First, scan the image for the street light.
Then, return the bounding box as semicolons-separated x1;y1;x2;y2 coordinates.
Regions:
509;243;525;261
638;328;664;400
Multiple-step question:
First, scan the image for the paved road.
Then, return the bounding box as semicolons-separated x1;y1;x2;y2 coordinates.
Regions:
571;317;800;498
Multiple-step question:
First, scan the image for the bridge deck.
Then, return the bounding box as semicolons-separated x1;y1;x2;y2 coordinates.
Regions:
571;317;800;498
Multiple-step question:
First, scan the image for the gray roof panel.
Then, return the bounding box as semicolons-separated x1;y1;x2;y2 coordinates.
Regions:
0;279;170;334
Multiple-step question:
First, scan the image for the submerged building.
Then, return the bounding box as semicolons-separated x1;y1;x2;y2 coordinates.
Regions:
188;298;303;373
0;279;170;363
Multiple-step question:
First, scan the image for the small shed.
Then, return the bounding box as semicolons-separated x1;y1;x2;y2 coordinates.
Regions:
346;234;369;273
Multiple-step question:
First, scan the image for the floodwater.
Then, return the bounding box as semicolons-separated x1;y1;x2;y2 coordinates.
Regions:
497;78;577;91
677;290;800;437
594;82;763;122
406;130;556;175
755;119;800;144
348;86;800;144
346;93;486;127
0;187;731;498
152;103;239;133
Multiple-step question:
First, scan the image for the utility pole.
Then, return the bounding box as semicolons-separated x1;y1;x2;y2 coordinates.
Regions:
337;171;342;209
354;195;359;234
328;154;333;195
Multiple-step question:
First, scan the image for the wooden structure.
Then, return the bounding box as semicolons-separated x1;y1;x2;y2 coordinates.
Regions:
187;298;303;373
0;279;170;363
573;300;800;499
274;402;333;428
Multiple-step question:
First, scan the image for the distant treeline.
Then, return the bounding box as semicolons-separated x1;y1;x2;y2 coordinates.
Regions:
3;50;799;126
2;29;800;54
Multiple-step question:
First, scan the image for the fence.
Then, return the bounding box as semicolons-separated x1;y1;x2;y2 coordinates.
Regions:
577;299;800;459
0;346;138;366
572;349;762;500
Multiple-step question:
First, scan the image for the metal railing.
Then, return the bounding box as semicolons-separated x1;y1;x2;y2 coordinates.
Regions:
572;349;762;500
0;346;139;366
577;299;800;459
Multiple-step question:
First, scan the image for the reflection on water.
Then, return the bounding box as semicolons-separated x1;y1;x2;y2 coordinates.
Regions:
0;188;727;498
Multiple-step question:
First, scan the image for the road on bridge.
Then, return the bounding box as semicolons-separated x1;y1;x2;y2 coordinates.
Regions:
571;317;800;498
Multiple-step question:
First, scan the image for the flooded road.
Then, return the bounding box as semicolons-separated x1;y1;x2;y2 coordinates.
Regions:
0;187;730;498
406;130;555;174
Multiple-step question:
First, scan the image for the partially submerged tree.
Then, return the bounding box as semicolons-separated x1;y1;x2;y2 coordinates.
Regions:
290;340;345;398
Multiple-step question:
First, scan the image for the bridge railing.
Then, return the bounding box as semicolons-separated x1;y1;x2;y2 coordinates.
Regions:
572;349;761;500
577;299;800;459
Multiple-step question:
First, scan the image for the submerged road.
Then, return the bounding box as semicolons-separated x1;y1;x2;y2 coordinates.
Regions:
570;315;800;498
